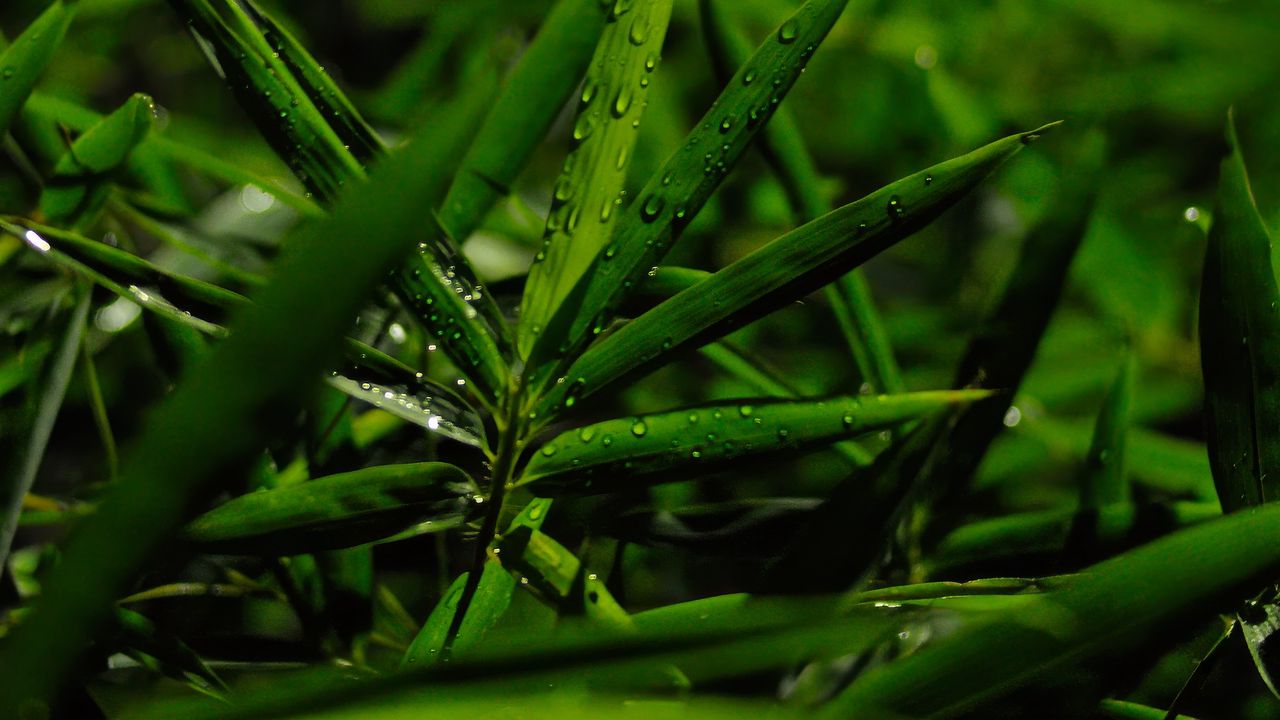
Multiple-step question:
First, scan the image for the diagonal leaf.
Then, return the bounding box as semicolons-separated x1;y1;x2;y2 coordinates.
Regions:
168;0;365;203
1079;353;1135;509
437;0;608;243
0;1;75;138
1198;111;1280;512
699;0;902;394
590;498;821;556
238;0;385;165
523;0;852;396
0;289;88;569
183;462;473;555
0;75;486;713
535;126;1050;419
518;391;985;496
38;93;156;224
518;0;674;358
822;503;1280;718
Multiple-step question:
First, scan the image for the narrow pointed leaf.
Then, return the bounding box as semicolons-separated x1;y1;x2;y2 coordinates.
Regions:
39;93;156;224
0;83;486;713
0;1;74;137
110;607;228;700
0;291;88;568
524;0;852;393
518;0;674;358
700;0;901;394
239;0;385;164
402;559;515;668
183;462;472;555
1199;112;1280;512
823;503;1280;718
168;0;365;202
518;391;985;496
437;0;608;243
536;127;1047;418
1080;354;1135;508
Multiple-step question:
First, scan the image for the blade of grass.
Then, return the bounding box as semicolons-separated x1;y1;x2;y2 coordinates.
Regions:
0;78;486;714
0;288;88;569
518;0;674;359
1198;110;1280;512
38;93;156;224
0;1;75;137
534;126;1049;420
823;502;1280;718
524;0;852;398
518;391;984;496
699;0;902;394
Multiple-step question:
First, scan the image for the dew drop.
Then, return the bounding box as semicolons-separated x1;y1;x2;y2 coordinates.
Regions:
887;195;904;220
578;426;596;443
777;19;800;44
924;174;933;186
738;404;754;418
640;194;665;222
1;67;14;80
631;419;648;437
541;444;558;457
612;88;633;117
743;69;757;86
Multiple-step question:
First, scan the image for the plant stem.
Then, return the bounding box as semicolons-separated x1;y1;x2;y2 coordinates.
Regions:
441;393;522;656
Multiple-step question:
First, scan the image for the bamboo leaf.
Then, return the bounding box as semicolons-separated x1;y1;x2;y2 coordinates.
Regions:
1198;111;1280;512
238;0;386;164
1080;354;1135;509
535;127;1049;419
401;559;515;669
183;462;473;555
0;76;486;713
699;0;901;394
518;391;985;496
437;0;608;243
38;93;156;224
823;503;1280;718
0;1;75;138
518;0;674;358
168;0;365;202
0;289;88;569
523;0;852;395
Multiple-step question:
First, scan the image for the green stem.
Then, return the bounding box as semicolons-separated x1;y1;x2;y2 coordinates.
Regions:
79;337;118;482
441;394;523;656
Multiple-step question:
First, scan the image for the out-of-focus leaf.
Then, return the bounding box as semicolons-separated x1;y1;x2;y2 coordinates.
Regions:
0;290;88;568
39;93;156;224
518;0;673;358
823;503;1280;718
110;607;227;701
183;462;473;555
535;127;1049;419
0;72;488;713
1080;354;1135;508
1097;699;1199;720
0;1;75;137
591;498;820;556
523;0;853;397
520;391;983;496
1199;112;1280;512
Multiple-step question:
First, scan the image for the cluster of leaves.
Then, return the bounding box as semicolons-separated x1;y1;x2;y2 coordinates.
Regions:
1;0;1280;718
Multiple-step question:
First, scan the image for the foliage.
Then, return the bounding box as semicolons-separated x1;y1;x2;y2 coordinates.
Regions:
1;0;1280;718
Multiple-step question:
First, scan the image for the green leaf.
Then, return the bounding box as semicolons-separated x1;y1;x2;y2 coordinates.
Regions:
38;93;156;224
183;462;472;555
0;1;75;138
401;559;515;668
518;0;674;358
0;289;88;568
437;0;608;243
0;73;486;713
924;501;1221;577
168;0;366;202
1080;354;1135;508
535;126;1049;419
1198;111;1280;512
523;0;852;396
238;0;385;165
1097;699;1200;720
699;0;902;394
110;607;228;701
823;502;1280;718
591;498;820;556
518;391;985;496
